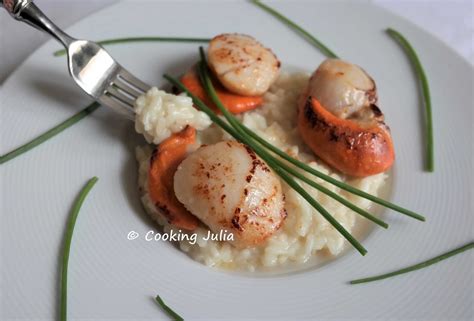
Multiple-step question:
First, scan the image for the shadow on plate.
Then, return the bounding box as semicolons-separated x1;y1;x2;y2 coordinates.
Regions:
26;67;86;111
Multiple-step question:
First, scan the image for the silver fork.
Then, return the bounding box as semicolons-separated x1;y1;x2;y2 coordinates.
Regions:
1;0;151;119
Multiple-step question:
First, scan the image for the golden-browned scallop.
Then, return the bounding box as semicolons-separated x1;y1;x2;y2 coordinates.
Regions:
298;59;394;177
173;141;287;247
207;33;280;96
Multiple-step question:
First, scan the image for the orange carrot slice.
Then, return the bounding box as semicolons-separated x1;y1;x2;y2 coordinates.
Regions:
180;67;263;114
148;126;199;230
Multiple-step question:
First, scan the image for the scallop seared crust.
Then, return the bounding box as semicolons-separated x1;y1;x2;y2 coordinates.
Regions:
173;141;286;247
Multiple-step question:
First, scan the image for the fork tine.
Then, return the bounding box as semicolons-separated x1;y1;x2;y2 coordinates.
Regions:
106;86;136;107
118;68;151;93
114;77;142;99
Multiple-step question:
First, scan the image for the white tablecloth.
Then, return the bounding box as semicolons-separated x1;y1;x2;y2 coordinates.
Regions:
0;0;472;84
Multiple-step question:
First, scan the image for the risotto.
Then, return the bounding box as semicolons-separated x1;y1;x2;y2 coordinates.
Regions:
135;87;211;144
136;72;386;271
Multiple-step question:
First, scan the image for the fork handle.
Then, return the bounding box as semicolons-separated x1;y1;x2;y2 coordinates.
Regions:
1;0;75;47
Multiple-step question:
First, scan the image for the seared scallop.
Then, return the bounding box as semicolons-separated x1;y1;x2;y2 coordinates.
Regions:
173;141;286;247
208;33;280;96
298;59;394;177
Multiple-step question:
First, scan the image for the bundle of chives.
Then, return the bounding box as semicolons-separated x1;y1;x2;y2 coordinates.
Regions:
163;48;425;255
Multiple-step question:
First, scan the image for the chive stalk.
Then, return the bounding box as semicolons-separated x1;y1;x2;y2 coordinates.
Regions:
60;177;99;321
250;0;338;58
386;28;434;172
154;295;184;321
0;102;100;165
350;241;474;284
53;36;210;56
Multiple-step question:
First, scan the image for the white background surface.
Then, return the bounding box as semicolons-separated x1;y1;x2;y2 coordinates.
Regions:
0;0;473;84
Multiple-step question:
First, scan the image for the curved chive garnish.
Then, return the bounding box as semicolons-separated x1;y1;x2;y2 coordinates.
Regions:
350;241;474;284
53;36;210;56
60;177;99;321
154;295;184;321
250;0;338;58
386;28;434;172
0;102;100;165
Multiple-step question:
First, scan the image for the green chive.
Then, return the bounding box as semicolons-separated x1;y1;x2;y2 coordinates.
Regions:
53;36;210;57
250;0;338;58
154;295;184;321
60;177;99;321
0;102;100;165
350;241;474;284
386;28;434;172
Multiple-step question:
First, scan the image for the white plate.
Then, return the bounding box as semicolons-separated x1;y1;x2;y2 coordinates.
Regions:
1;1;472;320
